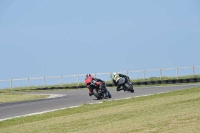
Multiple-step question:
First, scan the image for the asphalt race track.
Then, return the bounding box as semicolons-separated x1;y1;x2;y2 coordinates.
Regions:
0;84;200;121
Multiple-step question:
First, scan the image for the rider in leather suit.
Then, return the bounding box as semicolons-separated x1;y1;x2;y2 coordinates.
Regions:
85;74;111;98
112;72;131;91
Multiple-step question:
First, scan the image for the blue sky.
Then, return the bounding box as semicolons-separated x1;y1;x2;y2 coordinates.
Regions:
0;0;200;82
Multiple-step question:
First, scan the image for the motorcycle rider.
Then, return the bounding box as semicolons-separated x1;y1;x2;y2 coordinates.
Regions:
85;74;111;98
112;72;132;91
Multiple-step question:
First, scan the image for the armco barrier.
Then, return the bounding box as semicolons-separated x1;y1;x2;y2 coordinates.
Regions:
189;78;196;83
161;80;168;84
182;79;189;83
154;80;161;84
196;78;200;82
168;79;175;84
146;81;154;85
175;79;182;84
133;82;140;85
32;78;200;90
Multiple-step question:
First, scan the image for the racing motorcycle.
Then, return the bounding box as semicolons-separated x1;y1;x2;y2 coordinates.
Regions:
118;77;134;93
85;78;111;100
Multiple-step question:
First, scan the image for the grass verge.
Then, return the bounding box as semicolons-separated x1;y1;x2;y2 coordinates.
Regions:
0;92;49;104
0;87;200;133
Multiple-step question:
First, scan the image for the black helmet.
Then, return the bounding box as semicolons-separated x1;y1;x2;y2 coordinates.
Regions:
86;74;91;78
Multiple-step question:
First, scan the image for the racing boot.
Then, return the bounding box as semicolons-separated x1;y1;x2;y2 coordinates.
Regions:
116;87;122;92
123;87;128;92
89;89;93;96
108;91;112;98
104;91;109;99
89;92;93;96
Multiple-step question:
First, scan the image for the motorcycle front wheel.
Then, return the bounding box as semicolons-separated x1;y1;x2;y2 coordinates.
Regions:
124;83;134;93
93;88;103;100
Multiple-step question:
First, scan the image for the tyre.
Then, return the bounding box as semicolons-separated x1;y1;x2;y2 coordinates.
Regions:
79;85;85;88
133;82;140;85
107;83;113;87
154;80;161;84
182;79;189;83
175;79;182;84
168;79;175;84
93;88;102;100
196;78;200;82
124;83;134;93
108;91;112;98
49;87;55;89
70;86;76;89
161;80;168;84
189;78;196;83
146;81;154;85
140;81;147;85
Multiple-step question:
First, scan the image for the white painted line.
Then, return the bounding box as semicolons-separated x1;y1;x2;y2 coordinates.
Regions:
135;91;170;97
47;94;67;98
88;102;103;104
108;83;200;90
133;83;200;89
29;94;67;99
0;105;81;122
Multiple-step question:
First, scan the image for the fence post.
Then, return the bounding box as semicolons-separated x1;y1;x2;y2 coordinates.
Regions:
143;70;146;81
77;75;79;86
27;78;30;89
126;71;129;76
10;79;12;90
95;73;96;78
193;66;195;78
110;72;113;83
60;76;63;87
160;69;162;80
44;77;46;87
176;68;179;79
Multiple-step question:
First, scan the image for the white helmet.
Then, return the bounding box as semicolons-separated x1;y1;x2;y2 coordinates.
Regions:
113;72;117;76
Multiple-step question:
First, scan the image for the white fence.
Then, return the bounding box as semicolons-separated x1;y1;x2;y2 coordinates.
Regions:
0;66;200;90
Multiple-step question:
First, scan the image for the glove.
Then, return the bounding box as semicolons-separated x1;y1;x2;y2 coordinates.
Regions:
89;88;93;96
87;85;90;88
96;82;101;86
90;82;97;87
89;92;93;96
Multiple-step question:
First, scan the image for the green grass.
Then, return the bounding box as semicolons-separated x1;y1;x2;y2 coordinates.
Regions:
0;87;200;133
0;92;49;103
